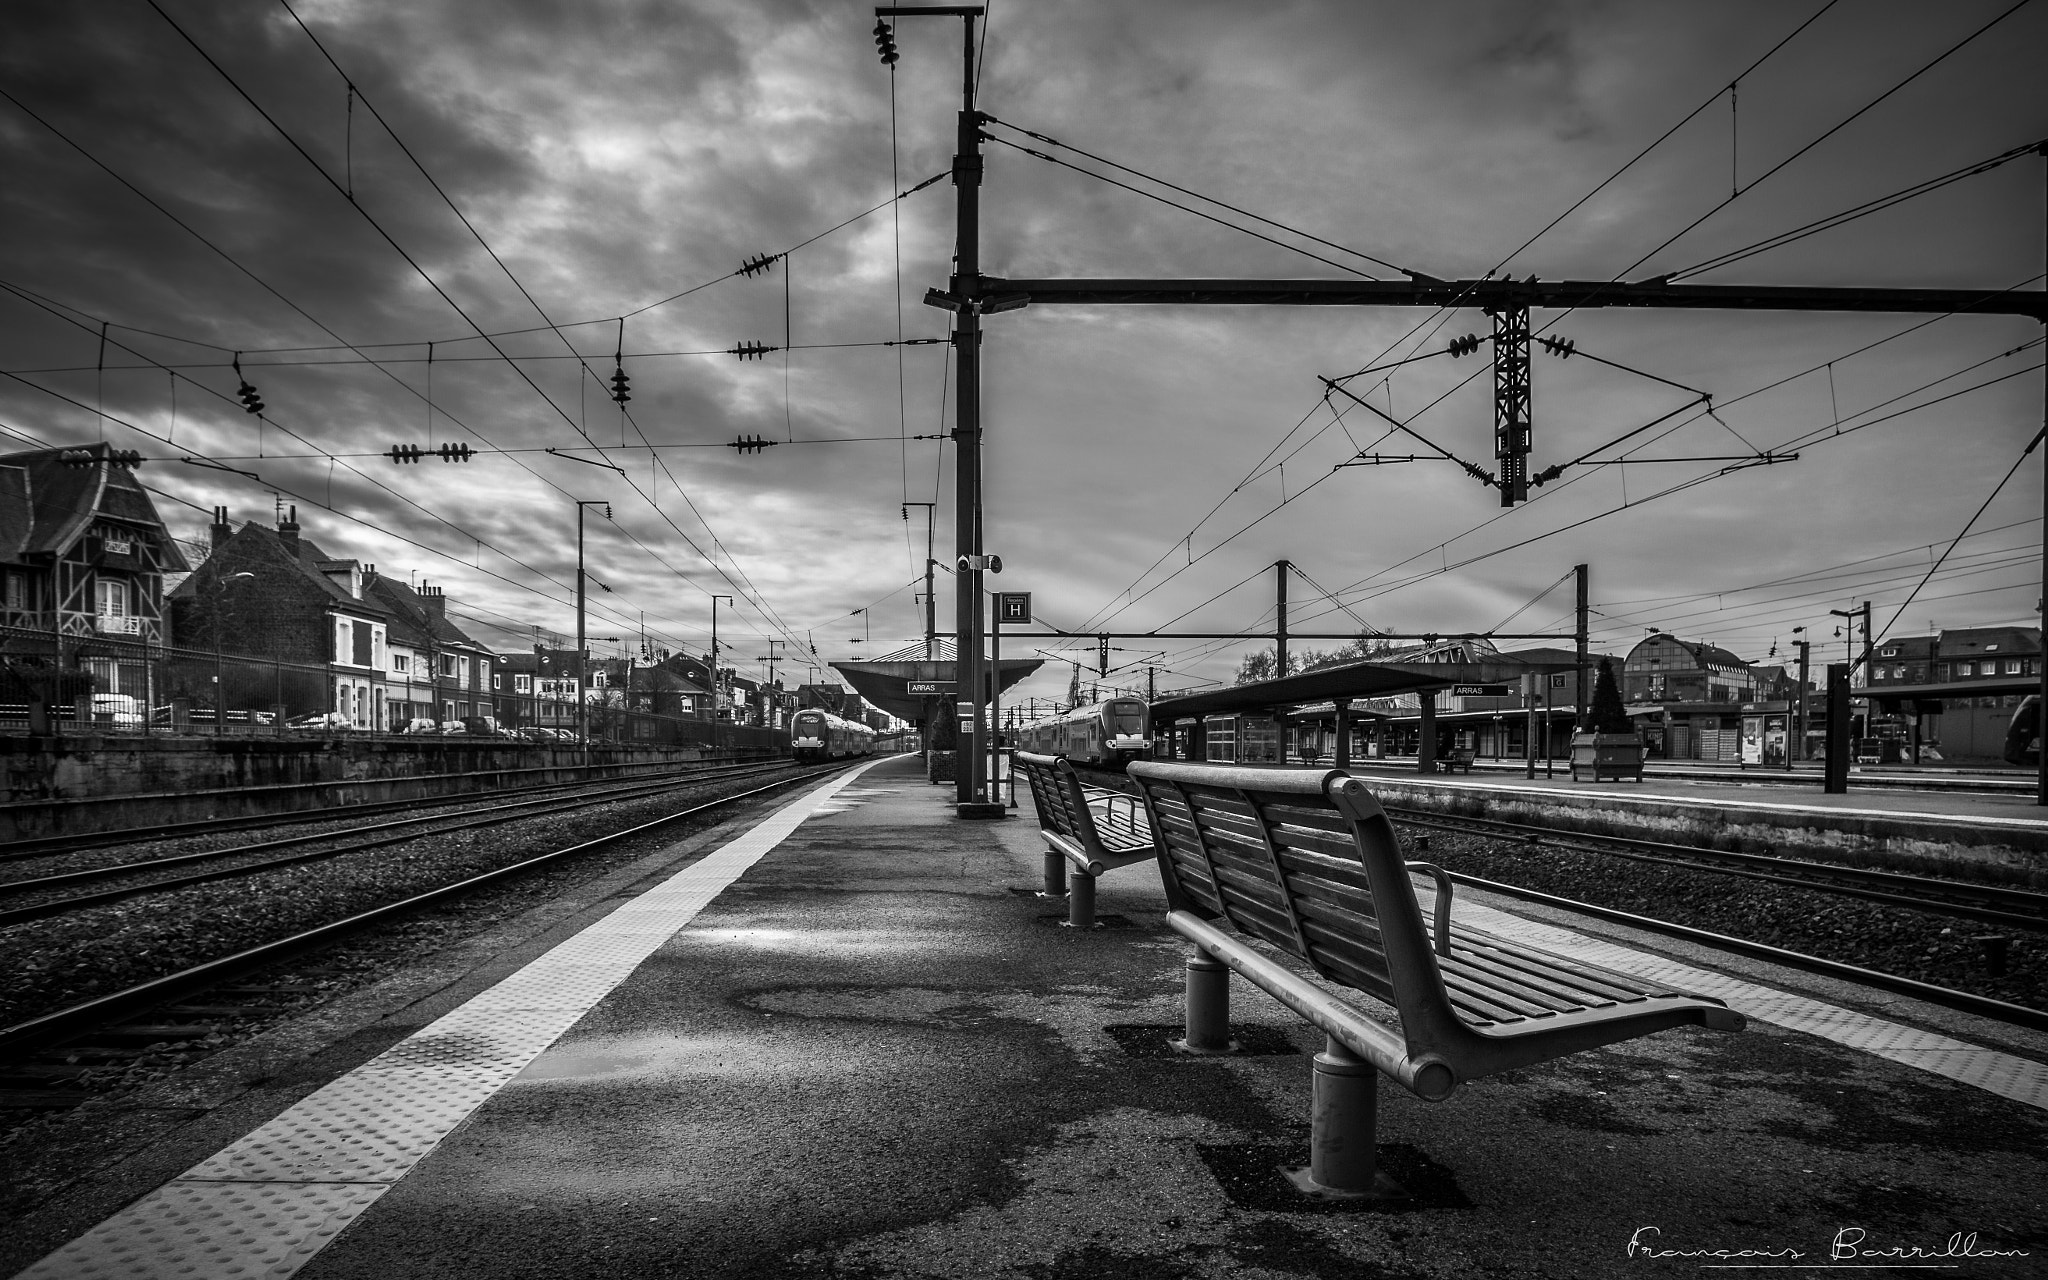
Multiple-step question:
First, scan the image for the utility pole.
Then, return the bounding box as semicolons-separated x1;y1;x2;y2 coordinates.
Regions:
759;639;787;728
1275;559;1291;677
879;3;993;815
574;500;609;772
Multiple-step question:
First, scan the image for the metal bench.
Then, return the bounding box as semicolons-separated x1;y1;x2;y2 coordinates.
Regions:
1015;751;1161;928
1436;747;1477;773
1127;759;1744;1201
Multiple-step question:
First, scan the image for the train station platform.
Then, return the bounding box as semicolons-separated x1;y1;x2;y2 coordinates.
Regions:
1336;759;2048;879
6;754;2045;1279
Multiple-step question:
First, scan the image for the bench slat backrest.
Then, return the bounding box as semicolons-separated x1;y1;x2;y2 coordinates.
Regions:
1016;751;1087;841
1131;760;1461;1042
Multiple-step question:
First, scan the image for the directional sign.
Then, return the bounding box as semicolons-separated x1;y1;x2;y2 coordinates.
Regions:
997;592;1032;624
907;680;956;696
1449;684;1511;697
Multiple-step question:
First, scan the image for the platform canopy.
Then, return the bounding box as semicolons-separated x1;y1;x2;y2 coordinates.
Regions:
1150;657;1580;721
831;641;1044;722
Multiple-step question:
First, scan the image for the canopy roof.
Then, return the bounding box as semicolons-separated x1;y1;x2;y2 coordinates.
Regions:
830;655;1044;721
1151;657;1578;721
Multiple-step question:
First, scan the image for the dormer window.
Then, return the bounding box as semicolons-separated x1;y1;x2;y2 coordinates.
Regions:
1985;644;2000;652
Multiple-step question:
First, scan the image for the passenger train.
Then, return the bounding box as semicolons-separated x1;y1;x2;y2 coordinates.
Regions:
1011;698;1151;768
789;709;877;763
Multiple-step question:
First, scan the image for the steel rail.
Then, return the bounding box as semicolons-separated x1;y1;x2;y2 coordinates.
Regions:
0;762;850;1057
0;757;771;861
0;762;796;926
1441;867;2048;1032
1385;807;2048;931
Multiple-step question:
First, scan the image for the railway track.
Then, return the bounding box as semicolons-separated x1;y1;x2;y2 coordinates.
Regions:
0;760;795;927
0;756;767;861
1381;805;2048;932
0;759;853;1105
1066;762;2044;1028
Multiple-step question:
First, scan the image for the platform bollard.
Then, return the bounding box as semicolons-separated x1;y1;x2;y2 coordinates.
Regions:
1179;951;1232;1053
1308;1037;1379;1193
1040;849;1067;898
1065;871;1096;928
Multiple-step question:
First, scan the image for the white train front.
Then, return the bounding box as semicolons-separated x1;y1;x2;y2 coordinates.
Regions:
789;709;877;762
1011;698;1151;767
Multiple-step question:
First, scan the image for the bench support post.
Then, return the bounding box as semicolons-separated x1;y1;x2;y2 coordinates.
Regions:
1283;1036;1404;1200
1176;950;1233;1054
1039;849;1067;898
1065;870;1097;928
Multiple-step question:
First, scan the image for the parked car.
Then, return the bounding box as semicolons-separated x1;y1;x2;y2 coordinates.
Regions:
89;694;143;726
288;712;355;732
398;718;441;735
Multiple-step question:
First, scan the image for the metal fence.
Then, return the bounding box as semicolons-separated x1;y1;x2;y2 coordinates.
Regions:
0;624;789;752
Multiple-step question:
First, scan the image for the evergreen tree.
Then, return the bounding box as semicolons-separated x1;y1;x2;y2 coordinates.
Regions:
1590;657;1633;734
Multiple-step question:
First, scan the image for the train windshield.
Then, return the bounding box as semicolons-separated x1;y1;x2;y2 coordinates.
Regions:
1107;701;1146;735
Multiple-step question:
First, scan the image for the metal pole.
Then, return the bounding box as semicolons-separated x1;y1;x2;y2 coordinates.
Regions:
576;503;589;772
1574;563;1589;732
1276;559;1290;677
1523;672;1537;779
951;11;986;811
1824;663;1851;794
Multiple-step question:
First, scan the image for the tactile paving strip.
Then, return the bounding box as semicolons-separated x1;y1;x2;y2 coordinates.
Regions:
17;762;884;1280
1452;897;2048;1110
15;1182;388;1280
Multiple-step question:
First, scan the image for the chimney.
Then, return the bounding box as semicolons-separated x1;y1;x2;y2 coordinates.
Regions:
422;584;446;623
277;504;300;554
210;506;232;550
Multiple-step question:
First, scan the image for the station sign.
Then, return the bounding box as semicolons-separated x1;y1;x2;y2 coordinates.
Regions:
1550;674;1570;690
908;680;956;696
997;592;1032;624
1449;684;1511;696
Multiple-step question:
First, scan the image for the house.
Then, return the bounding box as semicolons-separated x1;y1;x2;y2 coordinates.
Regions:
168;506;392;728
499;647;582;732
0;442;190;726
362;575;498;726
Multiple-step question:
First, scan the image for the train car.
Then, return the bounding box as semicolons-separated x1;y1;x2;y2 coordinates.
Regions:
2005;694;2038;766
790;709;877;763
1012;698;1151;768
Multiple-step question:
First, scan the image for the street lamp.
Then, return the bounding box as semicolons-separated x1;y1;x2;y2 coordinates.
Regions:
574;500;611;771
709;594;732;751
1790;626;1811;763
212;570;255;734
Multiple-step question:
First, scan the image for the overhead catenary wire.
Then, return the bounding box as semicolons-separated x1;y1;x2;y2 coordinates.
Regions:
231;3;830;662
1061;0;1850;640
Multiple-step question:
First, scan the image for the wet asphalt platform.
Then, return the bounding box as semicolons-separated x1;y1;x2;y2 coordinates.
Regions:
6;754;2045;1279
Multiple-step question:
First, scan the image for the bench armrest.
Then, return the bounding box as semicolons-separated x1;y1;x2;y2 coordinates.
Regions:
1404;862;1453;958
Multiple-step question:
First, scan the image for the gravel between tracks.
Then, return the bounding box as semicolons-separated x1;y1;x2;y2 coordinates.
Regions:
1398;824;2044;1009
0;766;817;1032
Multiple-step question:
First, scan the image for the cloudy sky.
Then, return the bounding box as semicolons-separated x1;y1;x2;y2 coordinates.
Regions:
2;0;2042;711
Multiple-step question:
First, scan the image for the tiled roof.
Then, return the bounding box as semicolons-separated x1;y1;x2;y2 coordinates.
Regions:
363;575;492;654
0;443;189;570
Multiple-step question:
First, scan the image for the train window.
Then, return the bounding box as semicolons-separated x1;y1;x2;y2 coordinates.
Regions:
1108;701;1145;733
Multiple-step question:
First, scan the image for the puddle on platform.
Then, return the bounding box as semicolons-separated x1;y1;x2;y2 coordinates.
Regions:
808;787;900;817
513;1032;798;1082
682;927;952;956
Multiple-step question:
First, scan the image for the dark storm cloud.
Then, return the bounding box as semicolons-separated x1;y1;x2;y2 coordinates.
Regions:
0;0;2040;703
